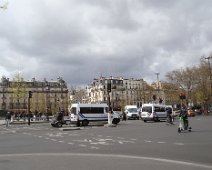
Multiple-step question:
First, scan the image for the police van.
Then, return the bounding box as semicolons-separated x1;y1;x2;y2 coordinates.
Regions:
141;103;167;122
70;103;120;126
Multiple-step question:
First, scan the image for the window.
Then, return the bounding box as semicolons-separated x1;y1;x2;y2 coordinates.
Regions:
71;107;77;115
142;106;152;113
154;106;165;112
80;107;104;114
128;108;137;112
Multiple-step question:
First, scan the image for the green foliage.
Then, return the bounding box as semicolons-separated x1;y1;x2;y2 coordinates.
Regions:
11;72;27;101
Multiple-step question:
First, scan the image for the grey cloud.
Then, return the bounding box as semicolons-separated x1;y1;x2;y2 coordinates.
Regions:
0;0;212;86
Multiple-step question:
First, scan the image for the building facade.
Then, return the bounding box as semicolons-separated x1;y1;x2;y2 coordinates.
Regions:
86;76;152;110
0;76;69;116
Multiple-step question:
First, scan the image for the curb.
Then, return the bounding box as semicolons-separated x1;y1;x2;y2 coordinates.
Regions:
59;127;81;131
0;121;50;126
104;124;117;127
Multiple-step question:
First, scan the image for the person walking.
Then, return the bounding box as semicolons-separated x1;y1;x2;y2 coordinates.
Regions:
5;112;11;127
122;111;127;121
28;112;32;126
166;107;173;125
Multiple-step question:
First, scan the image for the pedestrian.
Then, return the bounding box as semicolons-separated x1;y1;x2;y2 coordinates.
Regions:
166;107;173;124
28;112;32;126
122;111;127;121
5;112;11;127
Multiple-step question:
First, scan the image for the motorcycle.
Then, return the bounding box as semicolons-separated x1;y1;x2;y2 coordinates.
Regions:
51;115;68;128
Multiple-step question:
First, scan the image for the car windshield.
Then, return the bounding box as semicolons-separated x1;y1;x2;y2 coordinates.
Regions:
128;108;137;112
142;106;152;113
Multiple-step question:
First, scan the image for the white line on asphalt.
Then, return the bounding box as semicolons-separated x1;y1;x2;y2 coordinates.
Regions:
68;142;74;145
157;141;166;144
117;137;125;140
131;139;137;141
90;146;99;149
144;140;152;143
0;153;211;169
174;142;185;146
79;144;87;147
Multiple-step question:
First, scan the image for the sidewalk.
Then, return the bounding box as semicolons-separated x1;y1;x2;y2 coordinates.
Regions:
0;119;50;126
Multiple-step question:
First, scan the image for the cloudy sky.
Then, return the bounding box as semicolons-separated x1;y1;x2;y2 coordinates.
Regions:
0;0;212;87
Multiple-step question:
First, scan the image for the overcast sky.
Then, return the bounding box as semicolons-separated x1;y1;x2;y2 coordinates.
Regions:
0;0;212;87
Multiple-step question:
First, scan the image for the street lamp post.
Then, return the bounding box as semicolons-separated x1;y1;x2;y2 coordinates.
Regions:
155;72;160;103
46;85;50;121
107;79;112;125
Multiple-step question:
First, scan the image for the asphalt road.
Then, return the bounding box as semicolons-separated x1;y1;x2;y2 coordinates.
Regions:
0;116;212;170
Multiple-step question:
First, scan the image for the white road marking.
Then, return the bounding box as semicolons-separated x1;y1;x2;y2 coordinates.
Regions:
90;146;99;149
1;153;211;169
79;144;87;147
68;142;74;145
144;140;152;143
131;139;137;141
174;142;185;146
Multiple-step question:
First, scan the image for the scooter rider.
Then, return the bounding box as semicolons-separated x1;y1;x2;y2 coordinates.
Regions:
57;110;64;121
179;106;188;130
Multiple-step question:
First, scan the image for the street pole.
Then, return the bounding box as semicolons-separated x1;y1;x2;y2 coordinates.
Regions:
155;73;160;103
28;91;32;126
107;79;112;125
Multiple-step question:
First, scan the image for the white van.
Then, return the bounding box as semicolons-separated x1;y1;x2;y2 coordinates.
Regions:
141;103;167;122
70;103;120;126
124;105;139;120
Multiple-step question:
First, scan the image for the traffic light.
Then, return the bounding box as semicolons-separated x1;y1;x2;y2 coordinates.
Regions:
179;93;186;100
29;91;32;98
107;82;111;92
152;95;156;101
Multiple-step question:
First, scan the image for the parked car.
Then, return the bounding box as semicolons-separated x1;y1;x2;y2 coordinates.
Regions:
194;109;203;115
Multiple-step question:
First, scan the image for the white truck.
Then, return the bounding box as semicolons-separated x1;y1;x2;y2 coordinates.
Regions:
124;105;139;120
69;103;120;126
141;103;167;122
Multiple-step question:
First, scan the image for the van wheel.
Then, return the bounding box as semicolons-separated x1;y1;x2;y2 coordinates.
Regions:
153;117;158;122
143;120;147;123
82;120;89;126
57;122;62;128
112;118;120;125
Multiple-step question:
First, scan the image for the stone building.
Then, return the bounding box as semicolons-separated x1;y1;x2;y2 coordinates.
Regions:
0;76;69;116
86;76;151;110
